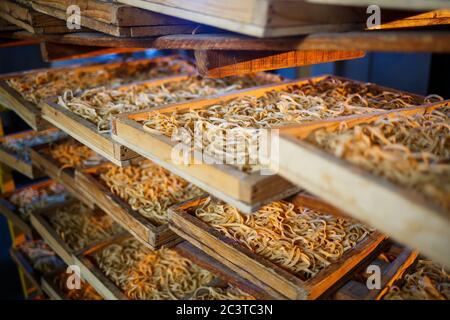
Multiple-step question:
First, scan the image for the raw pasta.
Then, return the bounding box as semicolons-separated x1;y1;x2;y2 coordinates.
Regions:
93;238;214;300
98;159;203;225
195;198;373;280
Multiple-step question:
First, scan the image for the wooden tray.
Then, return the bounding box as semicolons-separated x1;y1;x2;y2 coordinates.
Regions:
0;55;193;131
0;179;69;237
30;199;85;265
0;128;63;178
30;199;122;267
112;75;425;214
175;241;276;300
275;101;450;268
75;164;182;250
326;242;418;300
306;0;449;11
9;247;43;295
73;234;130;300
0;0;80;34
0;17;20;31
73;234;269;300
31;0;200;38
168;194;387;300
41;74;191;166
116;0;379;37
0;81;52;131
30;138;105;209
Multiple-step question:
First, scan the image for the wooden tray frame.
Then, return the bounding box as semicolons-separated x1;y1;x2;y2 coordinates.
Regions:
30;199;120;266
175;241;276;300
112;74;425;214
41;74;191;166
75;164;182;250
329;242;419;300
0;179;67;237
0;129;62;178
275;101;450;268
168;194;387;300
9;247;43;295
74;234;270;300
30;138;105;209
73;234;132;300
0;55;193;131
0;82;53;131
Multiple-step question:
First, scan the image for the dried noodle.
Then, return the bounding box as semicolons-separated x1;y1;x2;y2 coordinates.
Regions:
195;198;373;281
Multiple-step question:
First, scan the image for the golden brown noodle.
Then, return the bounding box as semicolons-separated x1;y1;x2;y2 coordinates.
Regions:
49;140;104;169
384;260;450;300
195;198;373;280
93;238;214;300
49;202;123;251
98;159;203;225
306;107;450;211
7;58;191;105
57;74;279;133
143;77;438;172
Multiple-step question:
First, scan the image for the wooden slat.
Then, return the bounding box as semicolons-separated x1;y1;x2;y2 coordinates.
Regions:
74;165;182;250
0;81;53;131
3;30;450;53
32;0;192;26
306;0;450;11
0;0;79;34
0;38;39;48
275;101;450;268
121;0;257;25
368;9;450;30
31;1;200;37
195;50;366;78
0;17;20;31
154;32;450;52
168;195;387;299
328;242;419;300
